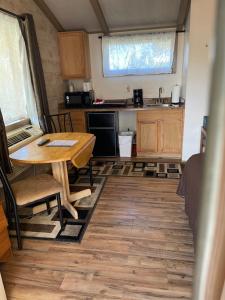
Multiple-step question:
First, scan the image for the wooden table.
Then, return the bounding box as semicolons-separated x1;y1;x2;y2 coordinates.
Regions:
10;133;95;219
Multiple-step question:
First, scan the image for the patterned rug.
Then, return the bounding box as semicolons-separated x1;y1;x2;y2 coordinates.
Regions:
79;161;182;179
10;176;106;242
9;161;181;243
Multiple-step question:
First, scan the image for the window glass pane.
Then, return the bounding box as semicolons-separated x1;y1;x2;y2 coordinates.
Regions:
102;31;176;77
0;13;39;126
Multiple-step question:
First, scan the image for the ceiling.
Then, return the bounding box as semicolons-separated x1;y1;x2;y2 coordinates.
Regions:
98;0;180;31
43;0;101;32
43;0;188;33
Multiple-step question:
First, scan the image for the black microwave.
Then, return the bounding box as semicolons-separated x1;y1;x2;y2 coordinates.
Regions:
64;91;94;108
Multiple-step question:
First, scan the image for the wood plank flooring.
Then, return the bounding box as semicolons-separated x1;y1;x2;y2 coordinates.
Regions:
0;176;194;299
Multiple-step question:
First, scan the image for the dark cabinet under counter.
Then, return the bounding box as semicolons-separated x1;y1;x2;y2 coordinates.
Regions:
87;112;118;157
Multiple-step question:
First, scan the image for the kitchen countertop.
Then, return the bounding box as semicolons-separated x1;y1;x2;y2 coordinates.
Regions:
59;103;185;112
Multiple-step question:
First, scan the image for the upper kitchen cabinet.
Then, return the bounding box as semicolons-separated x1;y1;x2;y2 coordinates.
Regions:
58;31;91;79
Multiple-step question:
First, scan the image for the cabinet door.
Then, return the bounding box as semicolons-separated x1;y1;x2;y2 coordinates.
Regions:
58;32;90;79
137;120;158;154
158;111;183;155
137;109;183;158
70;111;87;132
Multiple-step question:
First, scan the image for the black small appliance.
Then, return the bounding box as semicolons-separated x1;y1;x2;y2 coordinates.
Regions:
64;91;94;108
87;112;118;157
133;89;143;106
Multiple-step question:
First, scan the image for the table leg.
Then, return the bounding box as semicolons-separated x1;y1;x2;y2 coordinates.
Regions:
68;189;91;202
51;161;78;219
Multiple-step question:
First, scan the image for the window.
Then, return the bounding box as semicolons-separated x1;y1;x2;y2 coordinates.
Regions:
102;31;176;77
0;12;39;126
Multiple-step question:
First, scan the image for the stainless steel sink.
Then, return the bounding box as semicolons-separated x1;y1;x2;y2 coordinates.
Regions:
144;103;170;107
144;97;171;107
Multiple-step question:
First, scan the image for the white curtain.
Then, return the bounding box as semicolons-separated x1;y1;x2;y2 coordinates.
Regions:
102;31;176;77
0;12;39;126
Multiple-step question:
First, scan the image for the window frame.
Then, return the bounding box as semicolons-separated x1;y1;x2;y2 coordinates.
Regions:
101;31;177;78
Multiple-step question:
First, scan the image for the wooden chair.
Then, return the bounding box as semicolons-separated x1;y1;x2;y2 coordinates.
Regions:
0;166;64;250
44;112;73;133
44;113;94;186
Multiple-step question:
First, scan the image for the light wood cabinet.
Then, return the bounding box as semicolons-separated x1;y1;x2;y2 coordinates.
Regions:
0;202;12;262
137;108;184;158
59;106;87;133
70;111;87;132
58;31;91;79
58;105;184;158
138;121;158;154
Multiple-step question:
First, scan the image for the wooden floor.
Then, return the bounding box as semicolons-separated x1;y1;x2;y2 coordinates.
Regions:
1;176;194;300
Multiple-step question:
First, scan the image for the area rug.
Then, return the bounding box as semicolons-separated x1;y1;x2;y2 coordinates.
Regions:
79;161;182;179
10;176;106;242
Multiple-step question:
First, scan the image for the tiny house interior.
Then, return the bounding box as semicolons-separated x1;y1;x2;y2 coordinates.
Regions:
0;0;224;299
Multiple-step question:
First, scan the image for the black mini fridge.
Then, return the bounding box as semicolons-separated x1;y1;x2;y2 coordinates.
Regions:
87;112;118;157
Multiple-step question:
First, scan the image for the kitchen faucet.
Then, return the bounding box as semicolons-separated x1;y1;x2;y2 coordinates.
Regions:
159;87;163;99
156;87;163;104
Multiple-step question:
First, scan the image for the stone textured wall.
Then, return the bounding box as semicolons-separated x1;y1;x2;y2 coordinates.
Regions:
0;0;65;113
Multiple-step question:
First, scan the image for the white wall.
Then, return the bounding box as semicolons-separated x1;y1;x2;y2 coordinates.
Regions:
0;274;7;300
119;111;136;132
181;12;190;99
182;0;217;161
89;33;184;100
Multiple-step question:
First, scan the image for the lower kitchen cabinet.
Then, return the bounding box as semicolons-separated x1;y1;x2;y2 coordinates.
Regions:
137;108;184;158
138;120;158;154
70;111;87;132
59;104;184;158
60;110;87;133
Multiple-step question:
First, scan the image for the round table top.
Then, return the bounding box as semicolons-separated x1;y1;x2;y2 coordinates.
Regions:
10;132;95;164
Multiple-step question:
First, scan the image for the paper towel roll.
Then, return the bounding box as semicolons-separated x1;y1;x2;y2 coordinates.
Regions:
172;85;180;104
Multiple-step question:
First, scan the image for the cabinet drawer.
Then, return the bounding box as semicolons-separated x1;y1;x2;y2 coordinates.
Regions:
137;109;183;122
137;110;160;122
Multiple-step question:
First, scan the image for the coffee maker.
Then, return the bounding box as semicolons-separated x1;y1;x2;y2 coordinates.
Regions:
133;89;143;106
